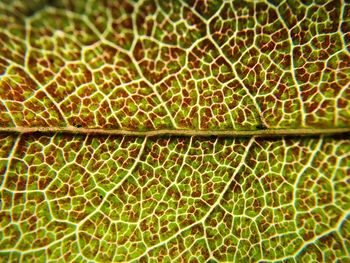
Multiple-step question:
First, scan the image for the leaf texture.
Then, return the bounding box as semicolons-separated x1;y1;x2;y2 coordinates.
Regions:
0;0;349;130
0;134;350;262
0;0;350;262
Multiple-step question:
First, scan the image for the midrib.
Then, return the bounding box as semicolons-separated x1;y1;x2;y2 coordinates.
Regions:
0;126;349;137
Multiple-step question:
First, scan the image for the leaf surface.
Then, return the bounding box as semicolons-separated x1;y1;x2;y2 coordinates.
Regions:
0;0;349;262
1;134;350;262
0;0;349;130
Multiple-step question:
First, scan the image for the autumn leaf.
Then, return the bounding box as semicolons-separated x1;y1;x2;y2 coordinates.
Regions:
0;0;349;262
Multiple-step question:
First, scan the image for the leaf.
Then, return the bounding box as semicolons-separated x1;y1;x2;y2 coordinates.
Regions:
0;134;350;262
1;0;349;130
0;0;349;262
